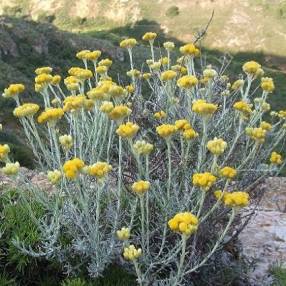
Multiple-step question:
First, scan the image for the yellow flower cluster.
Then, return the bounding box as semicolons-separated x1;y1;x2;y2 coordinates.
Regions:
219;167;237;180
261;77;275;92
76;50;102;61
231;79;244;91
116;122;139;138
68;67;93;81
192;172;217;190
172;65;187;75
63;95;87;112
175;119;191;130
3;83;25;98
233;101;252;116
203;67;217;79
127;69;141;78
37;108;64;124
215;191;249;208
63;158;85;179
51;75;61;85
133;140;154;155
179;43;200;57
96;65;107;74
87;162;112;179
47;170;62;184
132;180;150;195
2;162;20;176
245;127;266;143
207;137;227;156
163;41;175;50
156;124;177;138
120;38;137;49
59;135;73;151
35;66;52;75
161;70;177;81
13;103;40;118
270;151;283;165
154;110;167;120
160;57;169;66
242;61;262;75
0;144;10;161
123;245;142;261
98;58;113;67
35;73;53;86
100;101;114;113
64;76;80;91
192;99;218;116
177;75;198;89
142;32;157;42
116;227;130;241
108;105;131;121
168;212;198;236
182;128;198;140
142;73;151;80
278;110;286;119
260;121;272;131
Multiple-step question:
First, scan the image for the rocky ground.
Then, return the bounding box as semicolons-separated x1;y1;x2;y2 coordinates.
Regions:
239;177;286;286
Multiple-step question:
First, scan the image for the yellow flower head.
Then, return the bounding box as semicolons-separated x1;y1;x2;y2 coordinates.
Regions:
192;99;218;116
163;41;175;51
64;76;80;91
245;127;266;143
179;43;200;57
177;75;198;89
182;128;198;140
270;151;283;165
100;101;114;113
63;95;86;112
154;110;167;120
86;50;101;61
161;70;177;81
35;66;53;75
219;167;237;180
120;38;137;49
116;122;139;138
156;124;177;138
127;69;141;78
59;135;73;151
203;68;217;79
223;192;250;208
51;75;61;85
207;137;227;156
3;83;25;98
0;144;10;161
233;101;252;116
76;50;90;60
87;162;112;179
261;77;275;93
13;103;40;118
175;119;191;131
132;180;150;195
242;61;261;74
108;105;132;121
192;172;217;190
63;158;85;180
47;170;62;184
2;162;20;176
142;32;157;42
123;245;142;261
133;140;154;155
37;108;64;124
35;73;53;85
231;79;244;91
160;57;169;66
116;227;130;241
260;121;272;131
168;212;198;236
142;73;151;80
98;58;113;67
68;67;93;80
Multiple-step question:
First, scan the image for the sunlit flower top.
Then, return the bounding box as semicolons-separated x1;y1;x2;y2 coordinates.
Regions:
156;124;177;138
120;38;137;49
3;83;25;98
219;167;237;180
116;122;139;138
215;191;249;208
207;137;227;156
179;43;200;57
13;103;40;118
133;140;154;155
261;77;275;93
192;172;216;190
154;110;167;120
59;135;73;151
2;161;20;176
37;108;64;124
132;180;150;195
245;127;266;143
168;212;198;236
242;61;261;75
142;32;157;42
233;101;252;116
63;158;85;179
161;70;177;81
123;245;142;261
47;170;62;184
177;75;198;89
116;227;130;241
192;99;218;116
163;41;175;51
270;151;283;165
231;79;244;91
108;105;132;121
87;162;112;179
0;144;10;161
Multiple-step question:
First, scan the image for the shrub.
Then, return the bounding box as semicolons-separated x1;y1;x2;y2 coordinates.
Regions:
166;6;180;18
1;33;285;285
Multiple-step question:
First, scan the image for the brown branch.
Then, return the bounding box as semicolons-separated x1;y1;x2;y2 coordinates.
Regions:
194;10;215;44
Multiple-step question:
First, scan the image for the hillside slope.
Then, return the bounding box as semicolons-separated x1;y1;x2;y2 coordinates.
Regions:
1;0;286;56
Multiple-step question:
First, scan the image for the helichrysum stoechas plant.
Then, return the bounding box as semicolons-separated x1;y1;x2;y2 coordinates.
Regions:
2;33;286;286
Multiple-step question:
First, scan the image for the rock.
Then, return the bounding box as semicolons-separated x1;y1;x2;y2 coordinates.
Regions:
239;177;286;286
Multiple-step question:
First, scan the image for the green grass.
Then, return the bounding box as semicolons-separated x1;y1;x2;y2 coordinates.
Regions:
271;266;286;286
